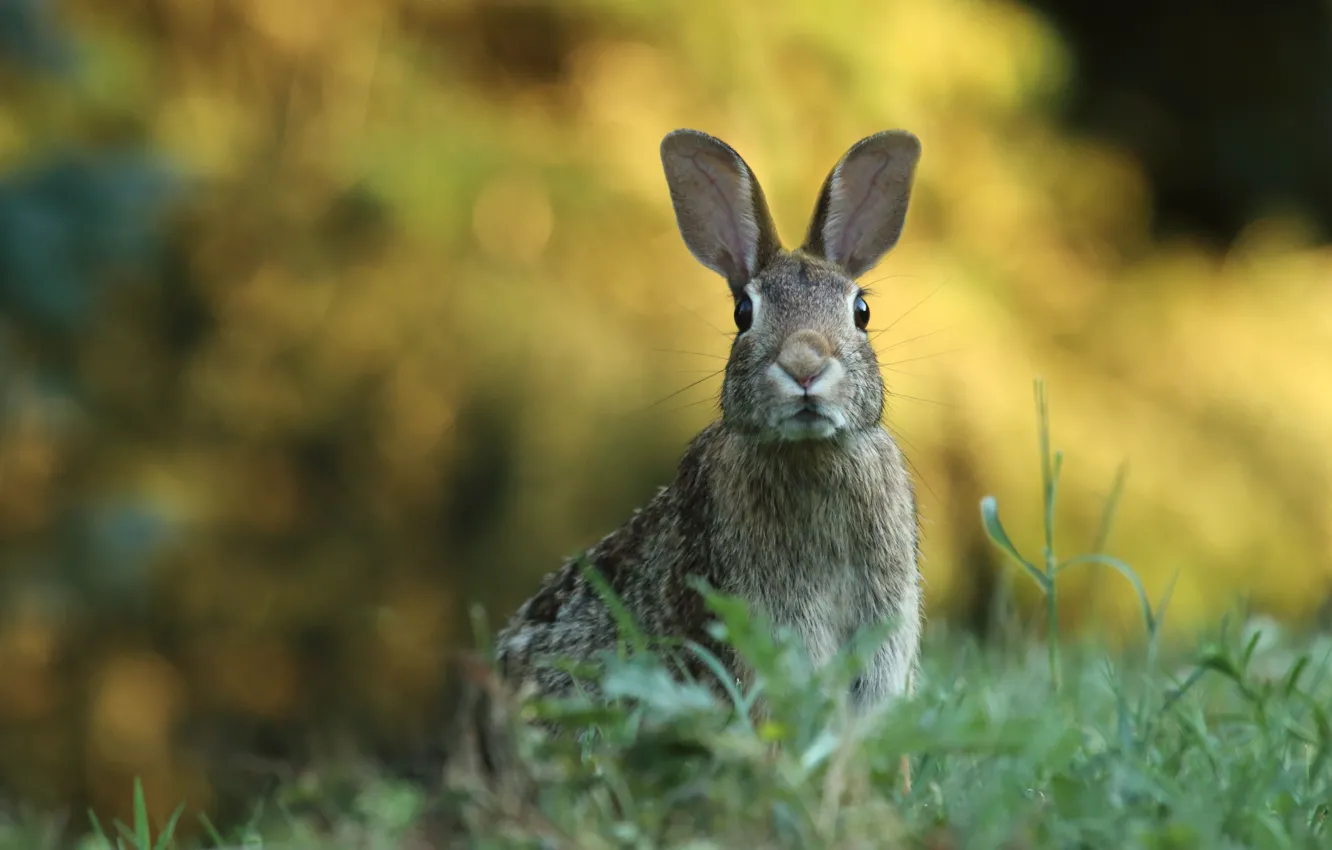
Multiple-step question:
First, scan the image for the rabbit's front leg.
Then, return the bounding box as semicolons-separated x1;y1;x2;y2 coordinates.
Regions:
848;607;919;796
847;582;920;709
848;635;913;711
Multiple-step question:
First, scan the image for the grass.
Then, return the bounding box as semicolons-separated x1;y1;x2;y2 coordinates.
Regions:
4;383;1332;849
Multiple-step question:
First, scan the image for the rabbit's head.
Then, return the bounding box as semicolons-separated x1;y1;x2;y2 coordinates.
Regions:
661;129;921;442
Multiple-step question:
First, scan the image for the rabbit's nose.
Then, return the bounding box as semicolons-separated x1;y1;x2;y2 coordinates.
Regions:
777;330;832;389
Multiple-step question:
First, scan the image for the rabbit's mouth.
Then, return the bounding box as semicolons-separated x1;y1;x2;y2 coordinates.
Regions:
791;408;827;426
775;404;841;441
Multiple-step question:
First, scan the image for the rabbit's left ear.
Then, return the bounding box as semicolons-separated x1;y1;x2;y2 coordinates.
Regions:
802;130;921;279
660;129;782;295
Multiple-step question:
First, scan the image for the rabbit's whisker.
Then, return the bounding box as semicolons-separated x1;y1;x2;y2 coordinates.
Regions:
857;271;923;289
881;366;930;378
663;396;724;415
653;348;728;361
675;300;732;339
869;281;947;341
880;349;964;367
876;419;940;503
637;369;725;413
885;390;955;408
873;326;952;350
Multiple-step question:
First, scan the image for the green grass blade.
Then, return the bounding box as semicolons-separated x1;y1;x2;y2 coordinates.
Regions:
152;803;184;850
1034;379;1057;570
1058;552;1155;633
681;638;753;729
133;779;150;850
980;495;1049;592
468;601;494;660
196;813;225;848
86;810;112;849
579;554;650;655
1090;460;1130;554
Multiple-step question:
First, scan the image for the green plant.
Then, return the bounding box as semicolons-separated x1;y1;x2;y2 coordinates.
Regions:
980;378;1176;690
83;779;183;850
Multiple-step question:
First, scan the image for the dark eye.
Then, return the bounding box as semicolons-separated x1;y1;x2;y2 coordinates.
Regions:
734;294;754;333
853;294;870;330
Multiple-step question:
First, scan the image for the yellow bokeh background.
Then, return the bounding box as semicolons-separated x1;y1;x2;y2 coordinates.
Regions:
1;0;1330;832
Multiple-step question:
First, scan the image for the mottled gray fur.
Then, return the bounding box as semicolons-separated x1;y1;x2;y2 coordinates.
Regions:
494;128;925;716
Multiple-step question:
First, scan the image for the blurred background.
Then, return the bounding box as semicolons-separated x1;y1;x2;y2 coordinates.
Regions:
2;0;1332;833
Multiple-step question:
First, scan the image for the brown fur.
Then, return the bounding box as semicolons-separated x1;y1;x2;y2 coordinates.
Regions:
495;129;925;720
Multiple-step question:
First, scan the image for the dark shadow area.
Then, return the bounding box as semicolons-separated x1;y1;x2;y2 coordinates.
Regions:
1021;0;1332;246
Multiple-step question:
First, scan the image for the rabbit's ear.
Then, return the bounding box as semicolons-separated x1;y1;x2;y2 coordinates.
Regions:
661;129;781;293
801;130;921;279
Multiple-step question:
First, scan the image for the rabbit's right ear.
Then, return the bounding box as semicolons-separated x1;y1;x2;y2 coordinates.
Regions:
660;129;781;295
801;130;921;280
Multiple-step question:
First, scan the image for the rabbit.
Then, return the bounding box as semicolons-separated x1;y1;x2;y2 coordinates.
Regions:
494;127;924;724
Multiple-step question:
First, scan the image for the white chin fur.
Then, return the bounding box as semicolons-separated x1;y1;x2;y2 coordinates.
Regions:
777;417;840;442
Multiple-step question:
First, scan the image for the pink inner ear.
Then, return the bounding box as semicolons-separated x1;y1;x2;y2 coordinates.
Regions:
827;153;897;270
689;151;758;277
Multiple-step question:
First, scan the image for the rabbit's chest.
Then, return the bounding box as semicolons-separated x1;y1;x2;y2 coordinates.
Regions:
768;568;866;665
709;431;920;670
731;524;893;666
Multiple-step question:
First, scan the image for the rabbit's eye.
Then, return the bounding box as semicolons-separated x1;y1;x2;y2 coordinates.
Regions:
734;295;754;333
853;295;870;330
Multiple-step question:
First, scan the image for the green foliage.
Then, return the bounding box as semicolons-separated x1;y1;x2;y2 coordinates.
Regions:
11;594;1328;849
439;558;1332;849
82;779;183;850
